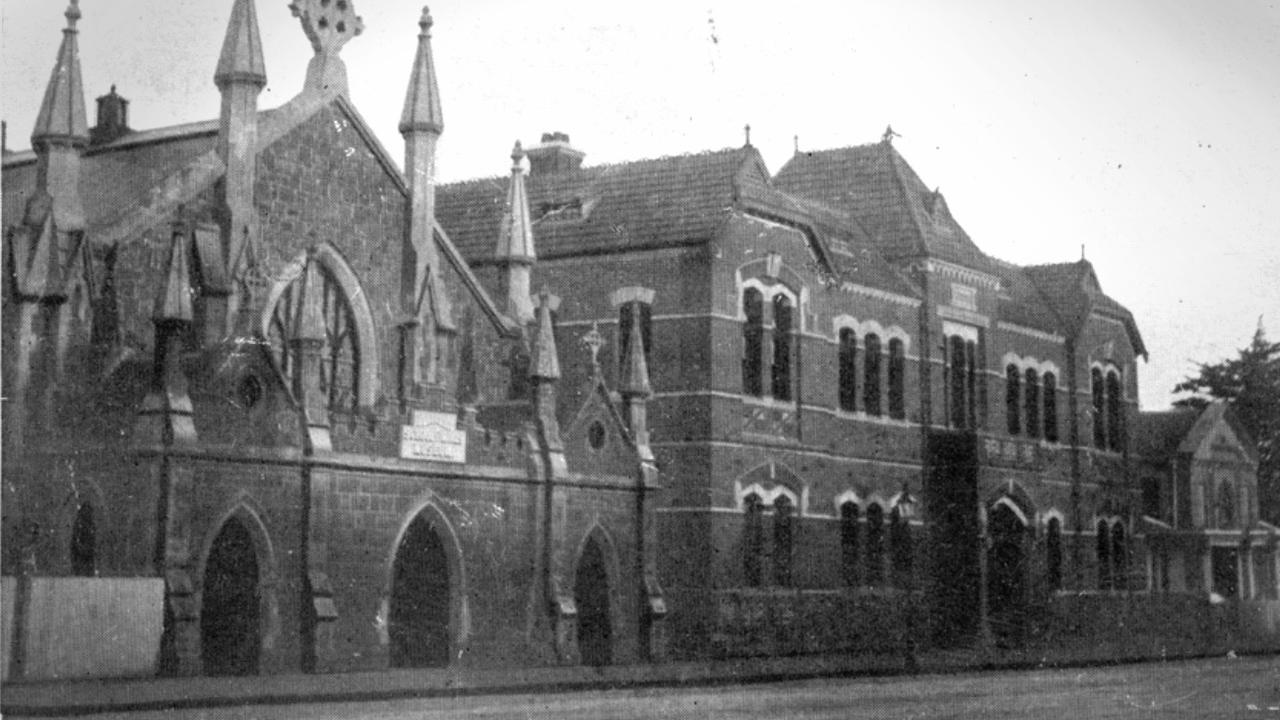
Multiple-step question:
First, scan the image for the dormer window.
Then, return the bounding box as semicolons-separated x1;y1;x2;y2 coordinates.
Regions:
535;198;583;221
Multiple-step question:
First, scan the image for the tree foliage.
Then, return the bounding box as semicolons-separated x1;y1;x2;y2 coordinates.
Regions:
1174;325;1280;522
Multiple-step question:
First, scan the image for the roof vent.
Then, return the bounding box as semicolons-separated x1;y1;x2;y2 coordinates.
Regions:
525;131;584;176
90;86;132;146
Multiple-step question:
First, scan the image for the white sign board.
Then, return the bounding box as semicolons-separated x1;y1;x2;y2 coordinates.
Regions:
400;410;467;463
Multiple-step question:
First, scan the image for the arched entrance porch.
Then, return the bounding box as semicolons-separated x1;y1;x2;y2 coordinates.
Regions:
201;518;262;676
389;512;453;667
986;501;1030;642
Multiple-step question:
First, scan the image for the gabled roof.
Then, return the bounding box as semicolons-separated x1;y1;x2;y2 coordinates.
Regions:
774;141;999;274
989;260;1065;335
4;119;223;241
1134;401;1259;466
437;144;920;298
1133;408;1201;462
436;147;747;261
1023;260;1147;357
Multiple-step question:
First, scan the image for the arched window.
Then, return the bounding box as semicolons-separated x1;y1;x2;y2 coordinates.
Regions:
743;494;763;587
618;301;652;375
838;329;857;412
771;295;794;401
268;261;360;412
952;335;967;427
1005;364;1021;435
1111;522;1127;591
890;507;912;585
888;338;906;420
772;496;794;586
1219;481;1236;528
866;503;885;586
1024;369;1040;439
1043;373;1059;443
1106;370;1123;451
1091;368;1106;449
863;334;882;416
742;289;764;397
1096;519;1111;590
70;504;96;577
1046;517;1062;591
840;501;859;587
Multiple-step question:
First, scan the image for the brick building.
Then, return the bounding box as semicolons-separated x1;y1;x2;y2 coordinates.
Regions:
438;125;1157;653
6;0;1278;683
2;0;664;678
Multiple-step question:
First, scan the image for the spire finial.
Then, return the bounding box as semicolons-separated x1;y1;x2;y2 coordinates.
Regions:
529;288;562;381
215;0;267;89
419;6;433;36
64;1;81;29
33;0;89;146
399;3;443;135
793;134;799;154
882;124;900;144
744;123;751;146
511;140;525;169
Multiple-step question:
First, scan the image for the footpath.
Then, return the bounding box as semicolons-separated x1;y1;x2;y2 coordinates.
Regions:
0;646;1227;717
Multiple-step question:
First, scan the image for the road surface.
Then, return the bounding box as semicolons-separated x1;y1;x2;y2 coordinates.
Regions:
95;654;1280;719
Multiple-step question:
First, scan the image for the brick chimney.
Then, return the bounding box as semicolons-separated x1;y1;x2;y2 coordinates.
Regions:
525;131;584;175
90;85;132;145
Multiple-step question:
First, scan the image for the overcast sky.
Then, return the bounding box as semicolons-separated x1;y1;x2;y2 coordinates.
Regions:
3;0;1278;411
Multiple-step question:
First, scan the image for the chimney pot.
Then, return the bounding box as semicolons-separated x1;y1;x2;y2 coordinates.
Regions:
90;86;132;146
526;131;584;176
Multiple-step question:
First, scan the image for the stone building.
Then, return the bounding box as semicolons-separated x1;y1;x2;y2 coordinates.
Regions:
2;0;664;678
438;126;1151;654
1135;401;1279;601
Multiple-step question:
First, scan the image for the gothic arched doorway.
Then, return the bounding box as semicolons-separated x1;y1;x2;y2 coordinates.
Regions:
574;535;613;666
986;503;1028;640
389;514;452;667
201;518;261;676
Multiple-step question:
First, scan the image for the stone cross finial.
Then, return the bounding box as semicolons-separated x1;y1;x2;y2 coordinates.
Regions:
581;322;604;370
290;0;363;55
290;0;364;94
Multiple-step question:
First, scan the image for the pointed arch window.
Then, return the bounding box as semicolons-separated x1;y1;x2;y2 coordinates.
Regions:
1111;522;1127;591
71;504;96;577
1046;517;1063;591
1219;481;1236;528
742;289;764;397
771;295;794;401
863;333;882;416
1024;369;1041;439
890;507;912;585
840;501;859;587
1106;370;1123;451
267;261;360;413
1091;368;1106;449
1043;372;1059;443
743;494;764;587
772;496;794;586
866;503;885;586
1096;519;1112;590
888;338;906;419
838;329;857;412
1005;364;1021;435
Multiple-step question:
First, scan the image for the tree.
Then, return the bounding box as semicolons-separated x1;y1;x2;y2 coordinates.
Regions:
1173;324;1280;523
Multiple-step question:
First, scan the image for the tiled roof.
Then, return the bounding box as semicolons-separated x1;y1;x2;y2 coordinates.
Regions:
990;260;1064;334
773;142;999;273
436;147;747;261
1023;260;1147;357
3;122;221;241
437;145;920;298
1133;408;1200;462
